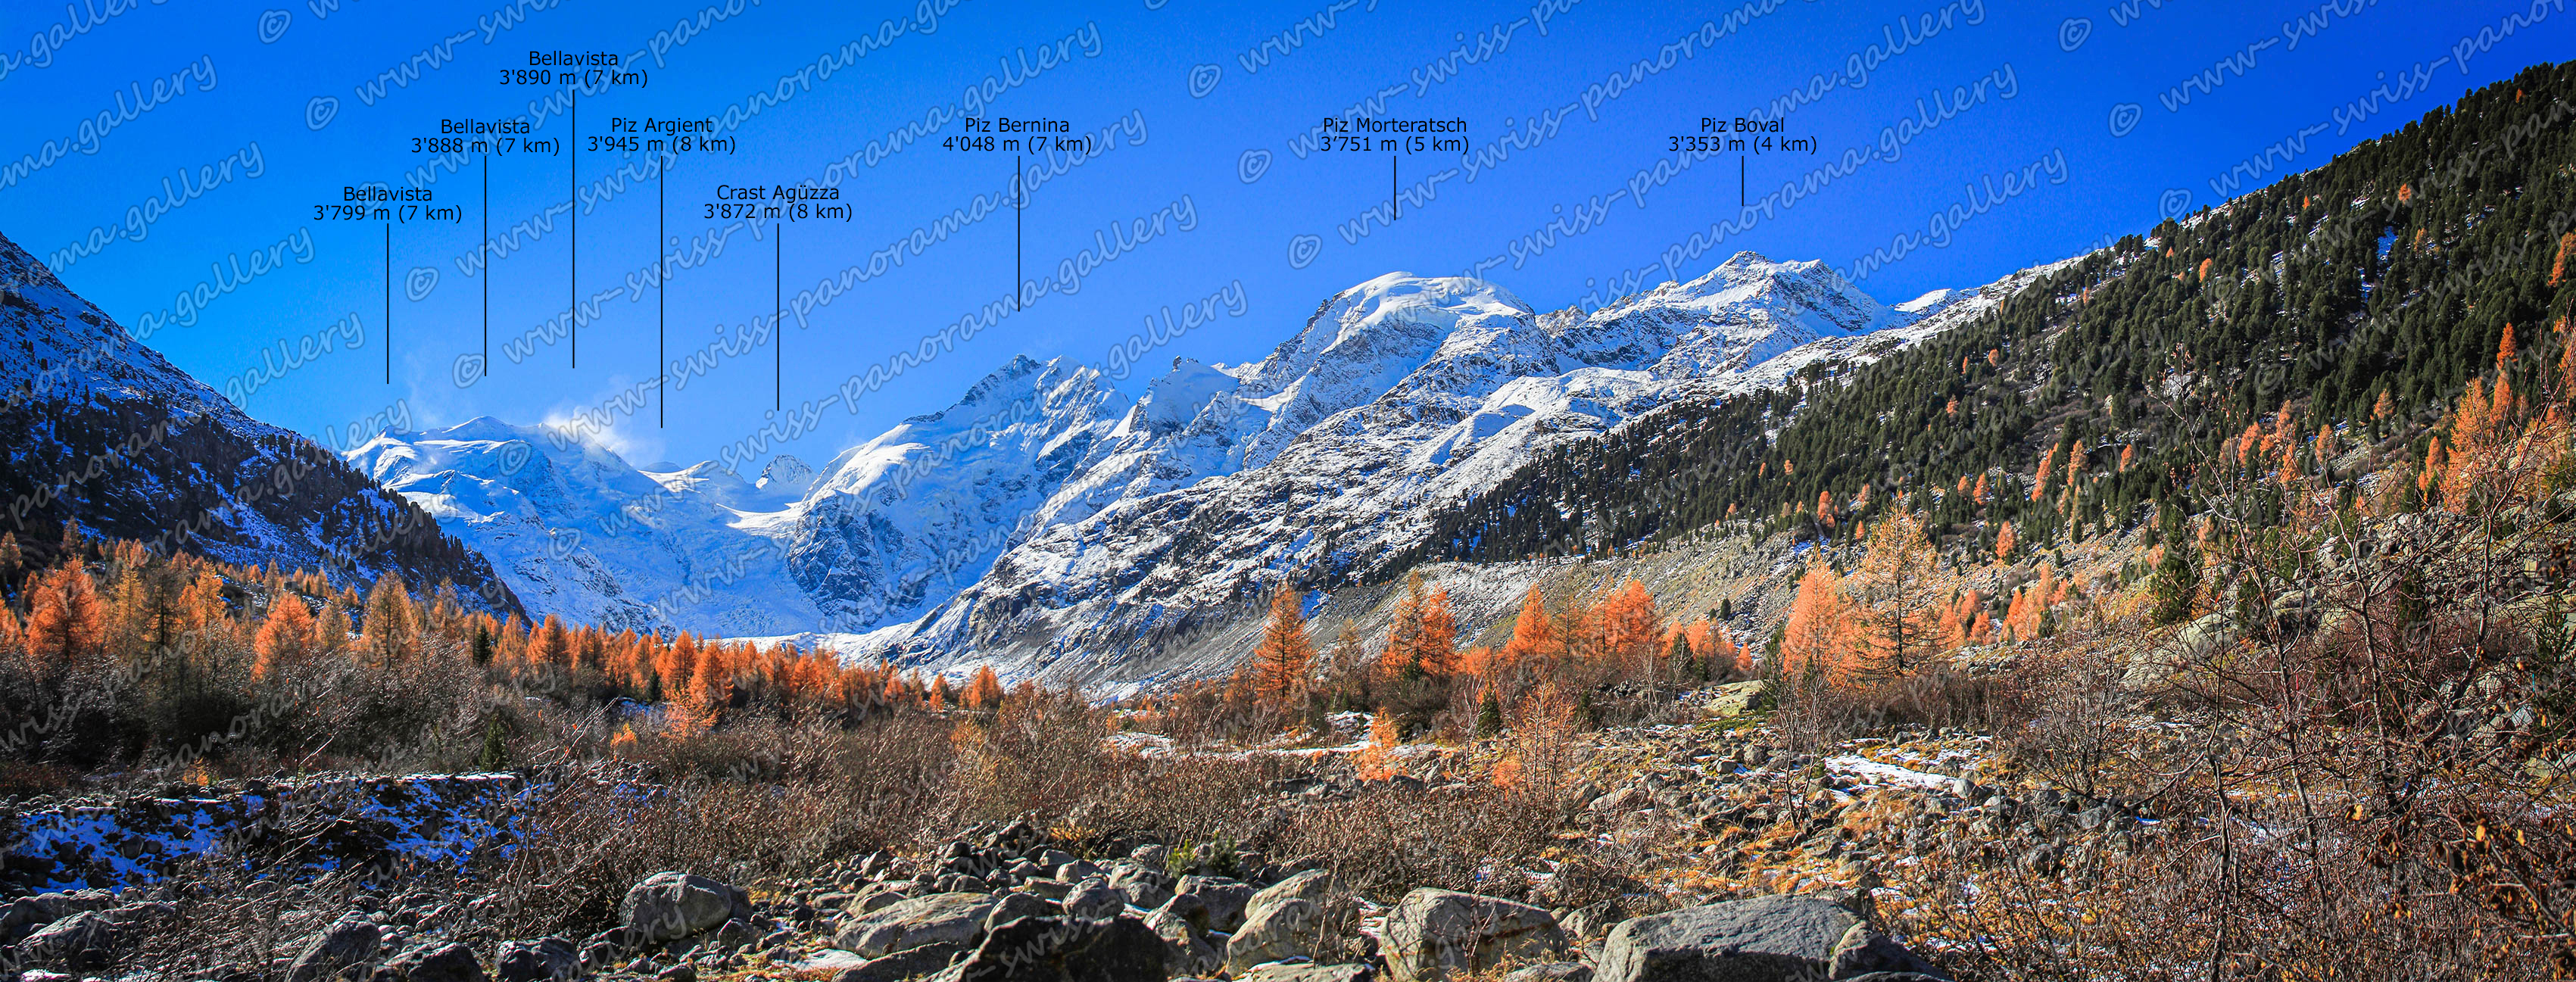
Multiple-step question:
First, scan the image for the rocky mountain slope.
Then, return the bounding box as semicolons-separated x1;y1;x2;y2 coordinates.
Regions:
825;256;2053;684
0;231;519;616
785;356;1131;632
345;253;2047;671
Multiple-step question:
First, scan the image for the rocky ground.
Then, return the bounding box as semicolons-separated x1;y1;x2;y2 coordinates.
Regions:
0;679;2188;982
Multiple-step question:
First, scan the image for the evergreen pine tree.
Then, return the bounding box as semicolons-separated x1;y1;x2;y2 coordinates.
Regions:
2151;503;2200;625
477;718;510;772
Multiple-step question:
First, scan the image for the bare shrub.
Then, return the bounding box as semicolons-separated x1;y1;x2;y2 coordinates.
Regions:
1267;782;1561;902
1773;666;2026;752
2001;641;2160;803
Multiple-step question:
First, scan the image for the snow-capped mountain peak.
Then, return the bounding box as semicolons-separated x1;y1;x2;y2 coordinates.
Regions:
348;416;819;634
345;254;2042;684
756;454;817;497
781;355;1130;629
778;255;2033;683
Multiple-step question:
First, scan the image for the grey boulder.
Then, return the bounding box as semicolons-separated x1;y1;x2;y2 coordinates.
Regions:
1382;890;1564;981
492;937;578;982
986;891;1060;932
1241;963;1376;981
1143;896;1221;977
835;892;1000;959
1243;869;1330;924
287;915;384;982
2;890;115;945
1061;881;1126;921
1174;875;1255;932
1504;965;1592;982
619;872;750;943
1225;896;1321;975
1592;895;1943;982
17;910;119;969
1106;864;1174;911
834;941;970;982
846;881;916;915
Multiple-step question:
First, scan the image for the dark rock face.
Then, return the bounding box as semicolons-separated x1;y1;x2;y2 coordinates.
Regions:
950;915;1170;982
17;909;118;969
387;942;490;982
492;937;578;982
0;235;521;621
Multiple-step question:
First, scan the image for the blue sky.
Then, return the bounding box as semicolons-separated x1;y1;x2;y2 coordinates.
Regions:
3;0;2568;470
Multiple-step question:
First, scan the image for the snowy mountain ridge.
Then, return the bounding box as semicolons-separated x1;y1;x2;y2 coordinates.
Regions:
347;251;2054;676
817;253;2047;682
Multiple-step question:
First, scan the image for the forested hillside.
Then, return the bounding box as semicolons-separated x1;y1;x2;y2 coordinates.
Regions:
0;231;522;618
1418;62;2576;568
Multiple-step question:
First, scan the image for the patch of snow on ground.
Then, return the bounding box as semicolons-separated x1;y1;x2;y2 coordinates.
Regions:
793;950;870;972
1824;754;1953;790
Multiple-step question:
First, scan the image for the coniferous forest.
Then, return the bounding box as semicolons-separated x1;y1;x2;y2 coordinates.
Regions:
1415;63;2576;570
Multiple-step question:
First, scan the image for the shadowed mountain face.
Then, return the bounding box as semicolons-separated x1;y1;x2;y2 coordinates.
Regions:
0;232;520;615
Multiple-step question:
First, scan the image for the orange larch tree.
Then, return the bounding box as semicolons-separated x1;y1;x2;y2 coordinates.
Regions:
1414;584;1457;680
1850;510;1947;680
1780;563;1859;685
361;572;416;664
527;616;572;673
1499;588;1558;665
965;663;1006;709
1251;585;1315;712
1383;572;1455;682
1590;580;1661;681
23;565;106;670
253;592;317;679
